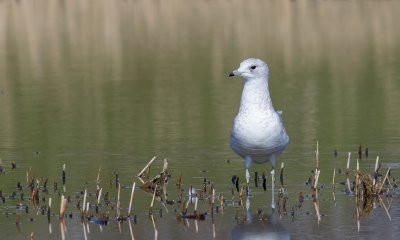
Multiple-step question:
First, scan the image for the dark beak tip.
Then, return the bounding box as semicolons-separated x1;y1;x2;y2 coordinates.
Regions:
229;72;235;77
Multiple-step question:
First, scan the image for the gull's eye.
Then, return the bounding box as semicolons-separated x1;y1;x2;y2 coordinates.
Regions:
251;65;256;70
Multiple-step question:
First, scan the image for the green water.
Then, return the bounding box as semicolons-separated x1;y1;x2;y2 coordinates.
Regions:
1;1;400;239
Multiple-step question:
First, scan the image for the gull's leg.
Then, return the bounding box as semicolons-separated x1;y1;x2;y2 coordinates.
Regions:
244;157;252;196
271;167;275;208
246;198;250;212
246;168;250;185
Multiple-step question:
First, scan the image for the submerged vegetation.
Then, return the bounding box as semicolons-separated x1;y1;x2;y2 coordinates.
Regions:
0;143;398;239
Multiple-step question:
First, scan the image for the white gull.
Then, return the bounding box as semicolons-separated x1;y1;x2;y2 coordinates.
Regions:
229;58;289;208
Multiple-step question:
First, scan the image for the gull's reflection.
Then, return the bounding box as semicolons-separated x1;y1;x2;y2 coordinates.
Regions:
231;203;290;240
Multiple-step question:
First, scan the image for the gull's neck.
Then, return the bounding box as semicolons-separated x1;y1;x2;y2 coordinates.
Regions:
240;77;275;112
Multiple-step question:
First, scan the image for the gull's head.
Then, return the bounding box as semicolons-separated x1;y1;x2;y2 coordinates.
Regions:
229;58;269;80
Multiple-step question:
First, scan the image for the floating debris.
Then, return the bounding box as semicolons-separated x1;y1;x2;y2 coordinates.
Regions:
0;152;399;239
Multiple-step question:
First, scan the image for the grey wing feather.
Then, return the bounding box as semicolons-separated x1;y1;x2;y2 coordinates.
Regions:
276;110;283;124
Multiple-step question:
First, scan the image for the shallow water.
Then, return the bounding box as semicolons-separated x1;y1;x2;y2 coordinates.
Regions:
1;1;400;239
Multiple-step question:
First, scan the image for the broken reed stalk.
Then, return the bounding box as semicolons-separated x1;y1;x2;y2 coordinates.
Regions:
315;141;319;169
176;173;182;186
62;164;66;180
82;189;87;217
221;196;225;213
128;218;134;240
97;188;102;205
377;167;391;194
314;198;321;226
150;184;157;212
182;198;187;214
15;210;22;224
332;169;336;205
150;214;157;237
116;183;122;218
220;195;224;207
97;166;101;190
346;152;351;175
138;156;157;177
356;205;360;233
27;167;32;184
298;191;303;208
59;195;67;219
346;174;352;194
194;197;198;215
117;183;121;210
128;182;136;217
163;158;168;170
86;202;90;217
97;166;101;182
210;189;216;214
48;198;52;218
44;178;49;188
60;218;66;240
162;179;168;201
377;196;392;221
195;217;199;233
312;170;320;198
239;185;244;198
373;156;380;185
145;167;151;180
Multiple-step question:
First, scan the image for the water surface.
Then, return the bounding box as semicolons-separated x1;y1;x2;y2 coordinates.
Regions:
1;1;400;239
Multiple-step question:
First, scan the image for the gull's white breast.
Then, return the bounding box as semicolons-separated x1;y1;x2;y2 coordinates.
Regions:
230;81;289;164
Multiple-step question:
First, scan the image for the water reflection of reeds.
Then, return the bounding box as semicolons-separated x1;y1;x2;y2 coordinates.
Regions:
1;1;399;152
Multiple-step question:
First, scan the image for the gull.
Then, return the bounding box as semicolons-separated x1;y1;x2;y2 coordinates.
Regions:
229;58;289;208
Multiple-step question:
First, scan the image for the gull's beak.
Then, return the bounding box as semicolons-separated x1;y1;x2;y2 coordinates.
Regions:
229;70;240;77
